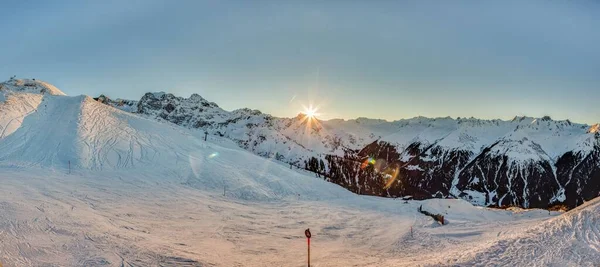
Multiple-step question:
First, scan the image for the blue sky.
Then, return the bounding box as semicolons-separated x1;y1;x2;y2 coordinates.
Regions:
1;1;599;123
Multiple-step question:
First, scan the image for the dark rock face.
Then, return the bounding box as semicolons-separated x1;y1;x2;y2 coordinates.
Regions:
318;141;473;200
316;149;387;197
556;147;600;208
456;149;558;209
398;145;472;199
319;137;599;209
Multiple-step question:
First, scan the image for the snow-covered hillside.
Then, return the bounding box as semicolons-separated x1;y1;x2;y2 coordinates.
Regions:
0;79;598;266
0;94;197;170
92;86;600;209
0;78;65;139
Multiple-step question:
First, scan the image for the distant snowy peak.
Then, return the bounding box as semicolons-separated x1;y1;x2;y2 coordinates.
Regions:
0;78;66;96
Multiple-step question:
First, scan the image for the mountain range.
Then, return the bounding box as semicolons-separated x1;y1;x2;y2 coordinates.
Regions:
2;78;598;209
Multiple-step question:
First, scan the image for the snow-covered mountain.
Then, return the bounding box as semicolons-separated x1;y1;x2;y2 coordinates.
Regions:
2;78;598;209
89;89;599;210
0;78;599;266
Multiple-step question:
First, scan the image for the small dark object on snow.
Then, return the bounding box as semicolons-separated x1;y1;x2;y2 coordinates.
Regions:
418;205;445;225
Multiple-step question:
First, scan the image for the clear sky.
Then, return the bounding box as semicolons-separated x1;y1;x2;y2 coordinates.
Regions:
1;1;599;123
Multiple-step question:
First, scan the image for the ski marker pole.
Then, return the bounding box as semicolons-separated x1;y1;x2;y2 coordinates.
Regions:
305;228;312;267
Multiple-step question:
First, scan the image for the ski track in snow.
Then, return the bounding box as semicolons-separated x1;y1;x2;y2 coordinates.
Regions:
0;88;598;266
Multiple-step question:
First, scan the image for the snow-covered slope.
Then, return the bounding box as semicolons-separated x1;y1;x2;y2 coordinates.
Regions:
0;78;65;139
451;197;600;266
0;95;197;170
0;92;43;139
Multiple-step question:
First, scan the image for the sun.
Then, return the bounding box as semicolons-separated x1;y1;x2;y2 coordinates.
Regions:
303;105;319;119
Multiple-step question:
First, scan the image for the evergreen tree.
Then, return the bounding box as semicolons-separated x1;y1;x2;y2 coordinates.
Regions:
319;159;325;173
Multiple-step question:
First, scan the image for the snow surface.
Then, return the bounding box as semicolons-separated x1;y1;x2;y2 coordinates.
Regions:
0;93;43;139
0;82;598;266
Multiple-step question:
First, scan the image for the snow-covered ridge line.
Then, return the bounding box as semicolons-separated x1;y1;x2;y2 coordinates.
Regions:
1;78;598;210
87;86;599;209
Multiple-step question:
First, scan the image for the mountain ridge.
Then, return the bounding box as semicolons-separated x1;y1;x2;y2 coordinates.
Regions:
89;87;600;209
1;78;598;209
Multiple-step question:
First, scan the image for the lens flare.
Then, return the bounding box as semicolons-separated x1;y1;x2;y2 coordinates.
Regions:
189;153;204;179
383;166;400;189
361;157;377;169
189;152;220;179
354;156;401;189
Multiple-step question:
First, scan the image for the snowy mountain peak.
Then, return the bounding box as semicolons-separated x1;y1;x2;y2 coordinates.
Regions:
512;115;535;122
0;77;66;96
493;135;551;162
140;91;220;110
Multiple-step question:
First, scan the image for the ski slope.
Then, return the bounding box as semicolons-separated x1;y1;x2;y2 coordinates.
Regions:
0;78;65;140
0;87;598;266
0;93;43;140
